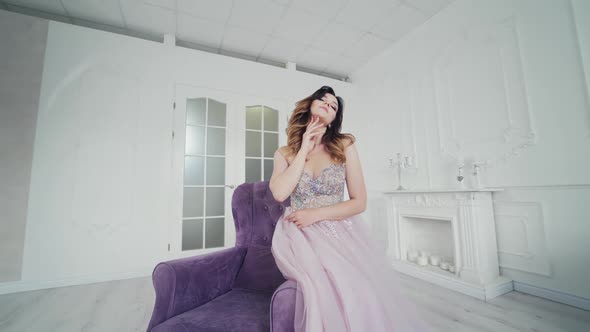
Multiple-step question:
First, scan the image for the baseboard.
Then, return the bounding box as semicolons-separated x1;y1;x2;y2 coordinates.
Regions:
392;261;514;301
0;268;153;295
0;249;227;296
486;277;515;299
514;281;590;311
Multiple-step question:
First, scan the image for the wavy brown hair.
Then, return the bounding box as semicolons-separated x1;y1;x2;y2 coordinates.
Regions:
284;86;355;163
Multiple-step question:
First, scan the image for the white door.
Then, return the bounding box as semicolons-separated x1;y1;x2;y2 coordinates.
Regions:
169;84;287;258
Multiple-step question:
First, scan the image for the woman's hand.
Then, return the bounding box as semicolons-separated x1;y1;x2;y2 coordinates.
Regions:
300;116;326;156
286;209;318;229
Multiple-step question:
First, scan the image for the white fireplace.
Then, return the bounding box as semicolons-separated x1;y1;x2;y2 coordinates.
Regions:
384;189;513;300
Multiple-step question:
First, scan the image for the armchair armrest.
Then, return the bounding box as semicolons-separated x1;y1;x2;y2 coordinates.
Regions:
270;279;297;332
147;246;247;331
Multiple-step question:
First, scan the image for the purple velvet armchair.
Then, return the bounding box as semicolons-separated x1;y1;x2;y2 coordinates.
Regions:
147;181;297;332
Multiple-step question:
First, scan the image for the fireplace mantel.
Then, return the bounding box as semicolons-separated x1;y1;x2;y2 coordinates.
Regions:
384;188;513;300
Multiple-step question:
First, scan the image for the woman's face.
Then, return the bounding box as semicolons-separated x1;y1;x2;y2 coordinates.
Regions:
310;93;338;126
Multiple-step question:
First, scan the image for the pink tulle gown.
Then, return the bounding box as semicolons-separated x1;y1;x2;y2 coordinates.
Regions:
271;163;433;332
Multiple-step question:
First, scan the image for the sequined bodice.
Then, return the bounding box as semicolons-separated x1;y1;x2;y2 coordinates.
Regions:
290;163;346;210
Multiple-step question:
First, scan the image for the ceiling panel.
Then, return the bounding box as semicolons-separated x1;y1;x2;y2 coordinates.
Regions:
143;0;175;10
227;0;285;35
177;12;225;49
405;0;454;16
311;22;364;55
334;0;402;31
324;55;366;77
120;0;176;37
259;36;308;63
61;0;125;27
342;32;390;60
297;47;336;72
289;0;348;20
272;8;329;44
221;26;270;57
177;0;233;23
272;0;292;5
371;4;428;41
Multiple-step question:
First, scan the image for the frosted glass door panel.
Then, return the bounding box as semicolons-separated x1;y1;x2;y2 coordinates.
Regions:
205;218;224;248
245;159;261;183
206;187;225;216
207;127;225;155
245;106;279;182
182;187;204;217
206;157;224;185
264;133;278;158
182;219;204;250
182;97;227;251
264;106;278;131
208;99;226;126
246;106;262;130
264;159;274;181
184;156;204;185
186;98;206;125
185;126;205;155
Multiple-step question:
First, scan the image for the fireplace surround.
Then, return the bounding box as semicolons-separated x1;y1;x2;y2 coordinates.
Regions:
384;189;513;300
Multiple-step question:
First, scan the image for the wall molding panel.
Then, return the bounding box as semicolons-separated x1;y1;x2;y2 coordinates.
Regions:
432;17;537;165
494;201;551;277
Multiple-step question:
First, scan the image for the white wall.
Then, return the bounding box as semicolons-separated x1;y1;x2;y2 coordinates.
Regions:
0;10;47;283
352;0;590;303
0;11;353;294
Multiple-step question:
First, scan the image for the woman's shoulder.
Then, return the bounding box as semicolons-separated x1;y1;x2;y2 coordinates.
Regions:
277;145;289;155
340;134;356;148
276;146;291;162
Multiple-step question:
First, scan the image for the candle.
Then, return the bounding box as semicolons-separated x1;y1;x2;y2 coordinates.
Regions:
429;255;440;266
407;250;419;262
417;256;428;266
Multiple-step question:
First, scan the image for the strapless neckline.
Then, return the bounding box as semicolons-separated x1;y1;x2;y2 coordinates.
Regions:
302;163;344;181
291;162;346;210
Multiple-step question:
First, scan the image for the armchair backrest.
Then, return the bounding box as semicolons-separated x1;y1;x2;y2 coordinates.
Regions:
232;181;290;248
230;181;290;293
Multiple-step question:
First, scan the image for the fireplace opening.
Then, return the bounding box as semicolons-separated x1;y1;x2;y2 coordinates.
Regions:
400;215;457;274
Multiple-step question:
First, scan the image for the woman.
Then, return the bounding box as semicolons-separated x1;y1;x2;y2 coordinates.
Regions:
269;86;432;331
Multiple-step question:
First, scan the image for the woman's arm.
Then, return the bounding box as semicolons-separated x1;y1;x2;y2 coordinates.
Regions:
269;116;325;202
268;147;307;202
313;142;367;220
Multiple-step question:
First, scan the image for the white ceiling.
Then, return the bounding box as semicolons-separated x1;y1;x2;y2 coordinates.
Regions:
0;0;455;80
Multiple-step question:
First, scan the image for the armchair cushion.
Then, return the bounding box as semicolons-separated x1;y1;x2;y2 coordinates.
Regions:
232;246;286;293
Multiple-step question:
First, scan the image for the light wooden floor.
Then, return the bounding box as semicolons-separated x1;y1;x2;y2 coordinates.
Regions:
0;273;588;332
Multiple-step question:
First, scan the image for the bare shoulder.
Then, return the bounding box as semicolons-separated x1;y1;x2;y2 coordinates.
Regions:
342;135;356;149
277;145;289;156
276;146;291;162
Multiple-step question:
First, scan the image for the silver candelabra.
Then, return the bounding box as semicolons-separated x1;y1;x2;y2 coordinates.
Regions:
471;161;488;188
456;157;489;189
389;153;414;190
